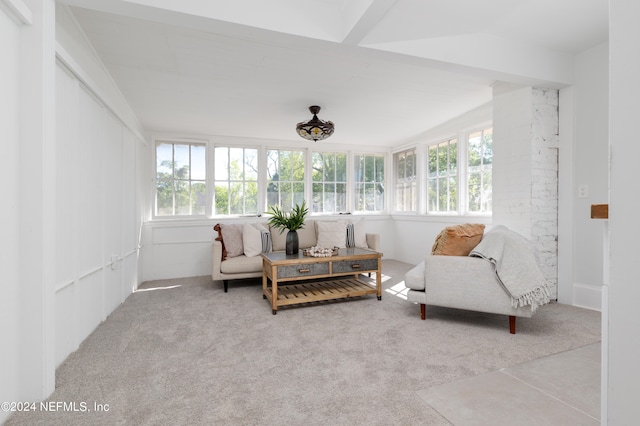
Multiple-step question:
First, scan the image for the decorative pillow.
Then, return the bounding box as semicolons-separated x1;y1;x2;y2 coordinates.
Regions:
316;220;346;249
243;223;262;257
243;223;272;257
431;223;485;256
256;223;272;253
220;223;244;258
213;224;228;260
346;218;368;248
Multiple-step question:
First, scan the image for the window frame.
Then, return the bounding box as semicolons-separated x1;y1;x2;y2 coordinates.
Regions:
424;123;493;216
265;148;306;213
393;148;418;214
310;151;348;214
151;138;390;220
153;139;208;218
466;126;493;215
213;146;260;216
353;152;386;214
391;121;493;218
426;137;459;215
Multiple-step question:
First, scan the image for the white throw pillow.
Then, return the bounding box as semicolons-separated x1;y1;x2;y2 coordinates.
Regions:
316;220;346;249
352;218;368;248
243;222;262;257
243;223;271;257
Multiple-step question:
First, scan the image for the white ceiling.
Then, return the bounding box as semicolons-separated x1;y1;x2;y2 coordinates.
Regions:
62;0;608;147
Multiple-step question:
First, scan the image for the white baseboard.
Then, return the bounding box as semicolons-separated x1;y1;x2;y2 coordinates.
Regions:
572;282;603;311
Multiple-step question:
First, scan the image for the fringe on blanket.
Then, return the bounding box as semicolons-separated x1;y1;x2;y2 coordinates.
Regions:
512;283;551;313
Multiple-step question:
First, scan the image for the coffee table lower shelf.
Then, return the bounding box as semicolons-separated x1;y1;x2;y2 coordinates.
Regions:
263;278;379;314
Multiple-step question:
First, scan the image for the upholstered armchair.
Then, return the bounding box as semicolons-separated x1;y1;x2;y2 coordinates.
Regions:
404;225;549;334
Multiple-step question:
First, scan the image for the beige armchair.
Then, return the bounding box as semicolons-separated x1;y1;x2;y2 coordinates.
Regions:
404;225;550;334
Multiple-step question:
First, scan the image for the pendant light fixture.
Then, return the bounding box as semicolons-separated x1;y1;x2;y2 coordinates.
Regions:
296;106;334;141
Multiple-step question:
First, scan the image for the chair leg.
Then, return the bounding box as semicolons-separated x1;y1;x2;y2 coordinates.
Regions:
420;304;426;320
509;315;516;334
224;280;228;293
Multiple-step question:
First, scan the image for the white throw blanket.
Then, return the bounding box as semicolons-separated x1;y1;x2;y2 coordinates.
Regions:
470;226;550;312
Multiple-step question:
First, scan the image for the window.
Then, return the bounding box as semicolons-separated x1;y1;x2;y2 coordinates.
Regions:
266;149;305;211
467;127;493;213
394;149;417;212
155;142;206;216
354;153;385;212
214;147;258;215
427;138;458;213
153;143;391;218
424;126;492;215
311;152;347;213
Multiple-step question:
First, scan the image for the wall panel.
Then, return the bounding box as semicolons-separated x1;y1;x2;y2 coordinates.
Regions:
0;7;23;423
78;85;104;275
53;61;143;369
55;65;78;287
76;271;103;342
55;284;76;366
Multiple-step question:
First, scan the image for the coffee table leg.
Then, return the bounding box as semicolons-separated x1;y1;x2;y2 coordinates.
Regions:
376;264;382;300
262;272;267;299
271;270;278;314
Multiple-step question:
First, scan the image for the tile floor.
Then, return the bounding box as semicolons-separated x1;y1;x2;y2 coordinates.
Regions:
417;343;601;426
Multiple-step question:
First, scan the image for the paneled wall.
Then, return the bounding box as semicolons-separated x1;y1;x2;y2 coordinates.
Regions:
54;62;147;366
0;4;23;422
141;216;394;282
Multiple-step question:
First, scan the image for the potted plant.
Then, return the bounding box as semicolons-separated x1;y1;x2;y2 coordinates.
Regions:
267;201;309;255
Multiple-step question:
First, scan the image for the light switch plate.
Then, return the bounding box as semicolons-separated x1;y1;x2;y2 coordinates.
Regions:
578;184;589;198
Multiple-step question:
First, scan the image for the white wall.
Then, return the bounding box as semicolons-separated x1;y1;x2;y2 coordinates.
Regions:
1;3;147;422
492;85;560;299
391;103;494;266
569;43;609;310
0;3;25;422
142;215;395;282
54;62;146;366
608;0;640;423
392;216;492;266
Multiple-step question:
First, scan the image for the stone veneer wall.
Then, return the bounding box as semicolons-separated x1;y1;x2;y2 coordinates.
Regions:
492;84;559;299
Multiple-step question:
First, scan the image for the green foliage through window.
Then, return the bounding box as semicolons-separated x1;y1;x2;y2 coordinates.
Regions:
214;147;258;215
266;149;305;212
427;139;458;213
354;153;384;212
467;128;493;213
394;149;416;212
156;142;206;216
312;152;347;213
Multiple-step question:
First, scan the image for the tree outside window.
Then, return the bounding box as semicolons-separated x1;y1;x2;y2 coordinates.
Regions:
214;147;258;215
156;142;206;216
266;149;305;211
354;153;384;212
312;152;347;213
467;128;493;213
394;149;417;212
427;138;457;213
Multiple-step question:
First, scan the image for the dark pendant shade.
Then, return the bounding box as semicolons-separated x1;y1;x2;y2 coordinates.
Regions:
296;106;334;141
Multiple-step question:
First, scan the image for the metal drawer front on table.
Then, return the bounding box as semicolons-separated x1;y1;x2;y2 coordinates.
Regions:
332;259;379;274
277;263;330;279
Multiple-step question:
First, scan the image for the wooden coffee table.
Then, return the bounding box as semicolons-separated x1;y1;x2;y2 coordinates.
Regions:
261;247;382;314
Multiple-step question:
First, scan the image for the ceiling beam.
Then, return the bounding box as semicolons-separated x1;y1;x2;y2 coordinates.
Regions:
341;0;397;45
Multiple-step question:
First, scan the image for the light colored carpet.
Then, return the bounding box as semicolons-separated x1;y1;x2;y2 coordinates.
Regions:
6;260;601;425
